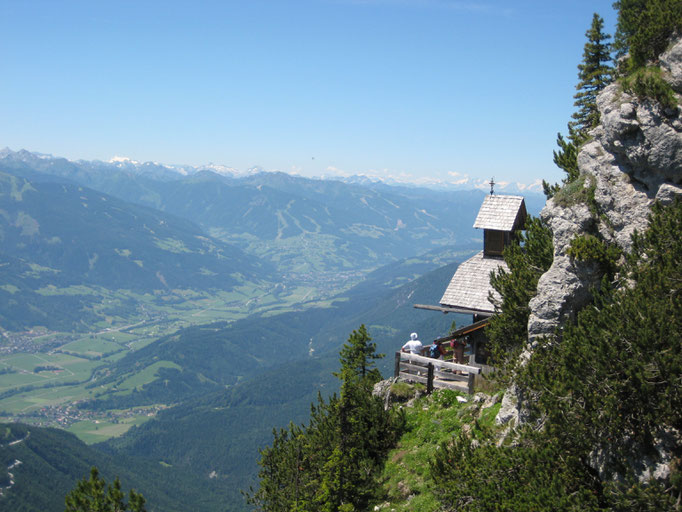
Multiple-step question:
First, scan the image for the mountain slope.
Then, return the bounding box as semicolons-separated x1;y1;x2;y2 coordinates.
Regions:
0;422;231;512
0;171;273;331
0;149;546;275
97;258;471;511
80;246;472;410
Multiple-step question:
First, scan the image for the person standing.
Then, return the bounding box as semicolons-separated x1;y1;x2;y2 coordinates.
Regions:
427;340;445;359
450;336;468;373
401;332;423;354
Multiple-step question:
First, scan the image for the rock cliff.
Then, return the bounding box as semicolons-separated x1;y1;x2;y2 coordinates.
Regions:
497;38;682;429
528;37;682;342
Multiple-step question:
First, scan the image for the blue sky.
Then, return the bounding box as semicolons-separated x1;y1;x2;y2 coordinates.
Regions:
0;0;618;190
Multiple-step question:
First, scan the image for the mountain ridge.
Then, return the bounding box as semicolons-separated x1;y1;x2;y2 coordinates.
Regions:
0;147;544;193
0;149;545;278
0;170;274;331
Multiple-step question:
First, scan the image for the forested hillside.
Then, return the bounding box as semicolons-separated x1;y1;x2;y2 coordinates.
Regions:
0;170;273;331
0;241;471;511
0;422;231;512
0;150;545;277
96;260;470;509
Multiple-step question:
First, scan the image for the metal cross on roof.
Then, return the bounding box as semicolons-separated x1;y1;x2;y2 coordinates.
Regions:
489;177;495;195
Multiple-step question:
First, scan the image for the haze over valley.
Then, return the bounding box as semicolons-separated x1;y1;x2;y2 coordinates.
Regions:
0;148;543;510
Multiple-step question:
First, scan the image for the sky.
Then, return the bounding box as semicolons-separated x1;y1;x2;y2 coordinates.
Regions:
0;0;619;191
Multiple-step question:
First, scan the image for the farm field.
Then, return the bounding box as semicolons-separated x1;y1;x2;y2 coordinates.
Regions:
67;414;153;444
0;282;341;442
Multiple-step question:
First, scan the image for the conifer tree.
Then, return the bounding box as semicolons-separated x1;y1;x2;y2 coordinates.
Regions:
486;216;553;373
571;14;613;135
545;13;612;197
335;324;383;381
614;0;682;69
64;467;146;512
613;0;647;60
247;326;404;512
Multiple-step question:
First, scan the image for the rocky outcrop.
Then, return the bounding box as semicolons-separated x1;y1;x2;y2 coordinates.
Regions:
527;38;682;342
495;38;682;489
497;38;682;433
372;377;424;410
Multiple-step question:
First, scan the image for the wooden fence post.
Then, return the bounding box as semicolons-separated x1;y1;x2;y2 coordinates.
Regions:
467;371;475;395
394;351;401;378
427;363;434;394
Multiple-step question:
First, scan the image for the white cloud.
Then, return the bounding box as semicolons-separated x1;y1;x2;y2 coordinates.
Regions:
447;171;470;185
451;177;470;185
516;179;544;192
109;155;139;164
325;166;352;177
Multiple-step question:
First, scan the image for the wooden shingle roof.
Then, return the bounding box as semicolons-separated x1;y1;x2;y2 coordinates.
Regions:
439;251;507;314
473;195;526;232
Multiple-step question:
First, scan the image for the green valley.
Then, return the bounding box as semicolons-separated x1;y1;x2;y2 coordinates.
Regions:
0;149;542;511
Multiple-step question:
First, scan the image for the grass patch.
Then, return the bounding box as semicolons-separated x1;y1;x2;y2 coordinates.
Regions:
0;383;92;413
478;401;502;429
61;337;122;357
378;390;502;511
153;237;192;253
67;415;152;444
390;382;417;400
0;284;19;294
473;373;505;395
115;361;181;393
552;174;597;212
35;284;99;296
620;66;678;112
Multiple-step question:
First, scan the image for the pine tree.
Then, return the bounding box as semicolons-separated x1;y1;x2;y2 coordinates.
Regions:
64;467;146;512
486;216;553;374
613;0;648;60
335;324;383;382
614;0;682;69
247;326;404;512
545;13;612;198
571;14;613;135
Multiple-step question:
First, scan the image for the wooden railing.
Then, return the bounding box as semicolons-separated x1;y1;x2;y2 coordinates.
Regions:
394;351;481;395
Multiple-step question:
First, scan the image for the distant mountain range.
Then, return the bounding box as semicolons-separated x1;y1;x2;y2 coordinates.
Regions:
0;148;546;279
0;170;274;331
0;147;544;193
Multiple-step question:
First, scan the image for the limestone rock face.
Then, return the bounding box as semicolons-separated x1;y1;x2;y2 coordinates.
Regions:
527;38;682;341
661;38;682;93
500;38;682;431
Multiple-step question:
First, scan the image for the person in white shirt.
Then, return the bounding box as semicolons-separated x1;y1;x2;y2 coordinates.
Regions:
401;332;423;355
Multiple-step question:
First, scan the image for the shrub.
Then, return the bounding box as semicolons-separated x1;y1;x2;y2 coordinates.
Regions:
552;175;598;214
567;234;622;276
620;66;678;111
390;382;417;400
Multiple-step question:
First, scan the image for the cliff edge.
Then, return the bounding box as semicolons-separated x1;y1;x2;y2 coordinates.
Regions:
528;37;682;342
496;38;682;436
